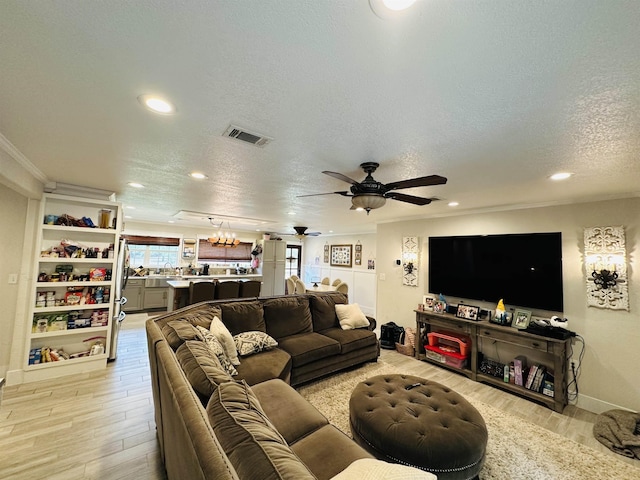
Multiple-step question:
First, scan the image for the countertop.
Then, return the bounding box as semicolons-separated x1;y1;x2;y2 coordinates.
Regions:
167;274;262;289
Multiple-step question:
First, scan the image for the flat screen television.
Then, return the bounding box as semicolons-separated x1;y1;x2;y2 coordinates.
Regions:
428;233;563;312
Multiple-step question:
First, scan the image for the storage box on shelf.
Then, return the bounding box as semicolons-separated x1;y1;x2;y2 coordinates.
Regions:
24;193;122;382
415;309;570;412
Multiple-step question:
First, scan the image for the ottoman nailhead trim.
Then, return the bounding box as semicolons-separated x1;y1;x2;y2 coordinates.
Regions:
355;427;484;476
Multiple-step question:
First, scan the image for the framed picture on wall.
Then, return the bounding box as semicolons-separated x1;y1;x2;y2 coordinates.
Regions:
323;244;329;263
330;244;352;267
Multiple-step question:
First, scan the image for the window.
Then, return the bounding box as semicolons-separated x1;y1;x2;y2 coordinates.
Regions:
197;239;253;263
285;245;301;279
129;244;180;269
123;235;180;269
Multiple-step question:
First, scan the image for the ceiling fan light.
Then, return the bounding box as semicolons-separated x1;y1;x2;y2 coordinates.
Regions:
351;194;386;210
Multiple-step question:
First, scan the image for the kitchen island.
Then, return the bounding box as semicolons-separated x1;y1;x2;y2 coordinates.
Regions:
166;274;263;311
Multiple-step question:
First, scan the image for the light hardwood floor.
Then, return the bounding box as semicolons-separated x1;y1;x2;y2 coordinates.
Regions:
1;314;637;479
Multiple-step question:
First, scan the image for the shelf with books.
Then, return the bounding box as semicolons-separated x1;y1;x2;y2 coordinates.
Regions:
416;309;571;412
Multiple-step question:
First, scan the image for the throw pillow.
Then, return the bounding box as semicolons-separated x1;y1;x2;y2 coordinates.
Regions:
330;459;437;480
210;315;240;365
161;320;202;350
233;331;278;356
335;303;370;330
196;325;238;376
176;340;232;402
207;381;316;480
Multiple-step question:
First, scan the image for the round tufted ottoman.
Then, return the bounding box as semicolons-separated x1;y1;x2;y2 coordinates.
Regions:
349;374;487;480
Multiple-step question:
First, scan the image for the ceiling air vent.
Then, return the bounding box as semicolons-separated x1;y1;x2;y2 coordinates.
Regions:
223;124;273;147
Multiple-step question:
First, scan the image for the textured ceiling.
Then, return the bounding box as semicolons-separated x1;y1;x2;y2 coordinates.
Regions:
1;0;639;235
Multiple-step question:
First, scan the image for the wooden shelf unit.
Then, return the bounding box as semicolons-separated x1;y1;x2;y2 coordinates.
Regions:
24;193;122;381
415;310;571;412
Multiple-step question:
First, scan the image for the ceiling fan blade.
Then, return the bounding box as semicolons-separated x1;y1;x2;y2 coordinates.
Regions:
305;232;321;236
297;191;351;198
385;192;434;205
322;171;360;185
384;175;448;191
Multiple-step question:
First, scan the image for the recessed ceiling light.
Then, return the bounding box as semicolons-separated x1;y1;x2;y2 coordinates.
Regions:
448;201;459;207
137;94;176;114
369;0;416;19
124;215;133;219
168;220;175;223
128;182;145;188
125;205;135;210
288;211;296;216
550;172;572;181
189;172;208;180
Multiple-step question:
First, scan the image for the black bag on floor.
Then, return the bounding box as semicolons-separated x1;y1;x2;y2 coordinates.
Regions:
380;322;405;350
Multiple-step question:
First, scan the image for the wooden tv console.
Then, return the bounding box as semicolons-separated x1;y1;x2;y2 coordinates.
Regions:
415;310;571;412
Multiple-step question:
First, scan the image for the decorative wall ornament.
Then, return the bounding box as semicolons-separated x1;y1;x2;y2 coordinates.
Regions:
584;226;628;311
402;236;419;287
354;241;362;266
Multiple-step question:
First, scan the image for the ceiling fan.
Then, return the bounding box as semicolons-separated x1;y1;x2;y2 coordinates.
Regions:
298;162;447;214
276;226;321;239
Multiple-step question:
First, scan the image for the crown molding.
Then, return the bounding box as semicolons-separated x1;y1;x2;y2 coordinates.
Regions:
0;132;48;184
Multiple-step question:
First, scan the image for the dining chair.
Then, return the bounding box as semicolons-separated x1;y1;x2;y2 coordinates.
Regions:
188;281;216;305
286;277;296;295
332;278;342;286
335;282;348;295
289;275;299;281
215;281;241;299
239;280;261;298
321;277;330;285
294;278;307;294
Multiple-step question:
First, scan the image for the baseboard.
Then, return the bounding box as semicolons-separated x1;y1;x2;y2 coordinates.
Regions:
575;393;631;414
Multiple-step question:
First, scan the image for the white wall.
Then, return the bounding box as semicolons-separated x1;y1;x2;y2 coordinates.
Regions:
0;183;29;377
376;198;640;413
302;234;377;317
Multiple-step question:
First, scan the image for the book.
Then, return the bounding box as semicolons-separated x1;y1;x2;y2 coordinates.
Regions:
542;372;555;397
513;355;527;386
525;364;539;389
532;366;547;392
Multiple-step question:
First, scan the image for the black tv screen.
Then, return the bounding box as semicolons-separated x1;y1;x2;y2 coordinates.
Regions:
428;233;563;312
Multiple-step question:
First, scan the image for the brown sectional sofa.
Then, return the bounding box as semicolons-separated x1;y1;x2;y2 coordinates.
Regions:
146;292;381;479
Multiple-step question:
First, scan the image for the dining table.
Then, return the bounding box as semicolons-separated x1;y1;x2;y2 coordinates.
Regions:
305;283;338;293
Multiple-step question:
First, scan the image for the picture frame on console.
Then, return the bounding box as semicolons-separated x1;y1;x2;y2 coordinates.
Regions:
423;295;435;311
513;309;532;329
433;300;446;314
456;304;480;321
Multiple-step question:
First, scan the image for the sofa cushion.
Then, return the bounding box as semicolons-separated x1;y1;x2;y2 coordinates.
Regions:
162;320;202;351
221;301;265;335
277;332;340;368
309;292;348;331
235;348;292;386
251;379;328;445
335;304;370;330
234;331;278;356
181;305;223;329
319;327;378;354
210;315;240;365
175;340;232;403
263;296;313;340
207;381;316;480
196;325;238;376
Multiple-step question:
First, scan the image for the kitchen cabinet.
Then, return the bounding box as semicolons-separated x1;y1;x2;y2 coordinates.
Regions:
143;287;168;309
122;278;145;312
260;240;286;296
24;193;122;383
